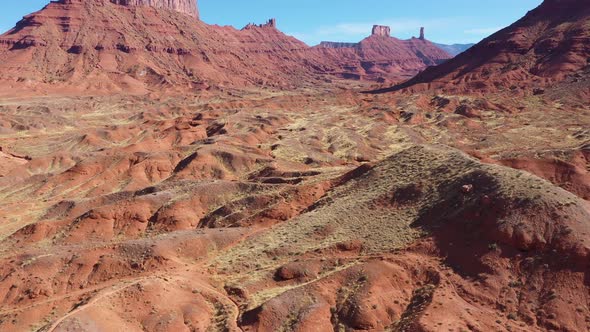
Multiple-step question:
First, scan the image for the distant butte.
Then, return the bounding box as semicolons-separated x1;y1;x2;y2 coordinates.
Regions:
315;26;450;82
243;18;277;30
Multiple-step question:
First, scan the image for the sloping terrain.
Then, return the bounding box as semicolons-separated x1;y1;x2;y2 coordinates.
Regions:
0;83;588;330
0;0;329;95
230;145;590;331
377;0;590;94
106;0;200;17
0;0;589;331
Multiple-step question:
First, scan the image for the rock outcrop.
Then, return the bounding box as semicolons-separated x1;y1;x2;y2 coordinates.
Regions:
63;0;200;18
266;18;276;28
243;18;277;30
419;27;425;40
371;25;391;37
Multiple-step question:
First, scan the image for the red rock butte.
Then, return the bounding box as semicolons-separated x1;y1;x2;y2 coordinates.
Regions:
371;25;391;37
63;0;200;18
316;25;451;82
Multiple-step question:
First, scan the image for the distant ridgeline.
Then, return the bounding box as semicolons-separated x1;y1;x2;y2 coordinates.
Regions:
319;25;426;48
243;18;277;30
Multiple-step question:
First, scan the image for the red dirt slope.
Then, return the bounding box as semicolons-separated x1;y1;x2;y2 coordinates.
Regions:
376;0;590;94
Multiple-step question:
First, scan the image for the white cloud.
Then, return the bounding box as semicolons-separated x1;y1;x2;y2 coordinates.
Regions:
286;18;505;46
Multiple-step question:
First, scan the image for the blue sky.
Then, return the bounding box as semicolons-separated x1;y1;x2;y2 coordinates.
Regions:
1;0;542;45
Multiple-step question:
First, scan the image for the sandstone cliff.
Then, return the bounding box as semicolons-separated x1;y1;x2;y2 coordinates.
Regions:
61;0;199;18
371;25;391;37
0;0;331;94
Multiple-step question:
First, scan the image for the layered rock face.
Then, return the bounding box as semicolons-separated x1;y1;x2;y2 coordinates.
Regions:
243;18;276;30
0;1;451;93
61;0;199;17
113;0;199;18
57;0;199;18
371;25;391;37
0;0;331;93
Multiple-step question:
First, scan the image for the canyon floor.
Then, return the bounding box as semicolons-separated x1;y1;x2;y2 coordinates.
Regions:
0;79;589;331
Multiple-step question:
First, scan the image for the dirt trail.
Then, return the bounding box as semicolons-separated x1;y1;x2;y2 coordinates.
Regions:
45;278;148;332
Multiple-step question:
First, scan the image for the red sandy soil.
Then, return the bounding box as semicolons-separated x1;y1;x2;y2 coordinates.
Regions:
0;148;30;177
0;0;589;331
0;87;588;331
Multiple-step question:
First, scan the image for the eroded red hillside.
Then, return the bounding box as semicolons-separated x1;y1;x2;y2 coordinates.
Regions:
0;2;456;95
0;1;589;331
0;0;330;94
377;0;590;94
